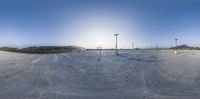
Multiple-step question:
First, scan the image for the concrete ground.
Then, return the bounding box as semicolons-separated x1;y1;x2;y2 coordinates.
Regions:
0;50;200;99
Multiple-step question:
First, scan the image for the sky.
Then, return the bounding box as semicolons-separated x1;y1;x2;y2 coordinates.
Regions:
0;0;200;49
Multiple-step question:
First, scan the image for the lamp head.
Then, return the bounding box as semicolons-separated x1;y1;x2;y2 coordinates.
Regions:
114;33;119;36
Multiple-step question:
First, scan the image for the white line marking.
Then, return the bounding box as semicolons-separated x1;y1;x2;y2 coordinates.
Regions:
141;71;146;85
141;71;148;94
38;88;43;99
31;55;46;64
63;54;71;59
54;55;58;62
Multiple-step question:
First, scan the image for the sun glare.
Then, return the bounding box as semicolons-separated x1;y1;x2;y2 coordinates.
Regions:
97;41;104;47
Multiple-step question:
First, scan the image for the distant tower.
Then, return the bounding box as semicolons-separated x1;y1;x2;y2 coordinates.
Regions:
114;33;119;55
175;38;178;47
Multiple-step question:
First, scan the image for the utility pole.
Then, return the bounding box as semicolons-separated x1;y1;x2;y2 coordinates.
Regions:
114;33;119;55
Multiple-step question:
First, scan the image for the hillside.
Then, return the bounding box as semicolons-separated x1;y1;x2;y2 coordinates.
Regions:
170;44;200;50
0;46;85;54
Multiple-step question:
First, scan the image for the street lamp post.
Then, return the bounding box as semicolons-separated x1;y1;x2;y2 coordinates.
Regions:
174;38;178;55
114;33;119;55
97;45;102;64
132;42;134;52
175;38;178;47
99;45;102;63
156;43;158;50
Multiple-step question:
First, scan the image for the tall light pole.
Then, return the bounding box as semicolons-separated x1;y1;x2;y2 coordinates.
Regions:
156;43;158;50
174;38;178;55
175;38;178;47
114;33;119;55
132;42;134;52
97;45;102;63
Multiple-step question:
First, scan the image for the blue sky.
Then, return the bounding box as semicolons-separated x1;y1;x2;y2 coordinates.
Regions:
0;0;200;48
